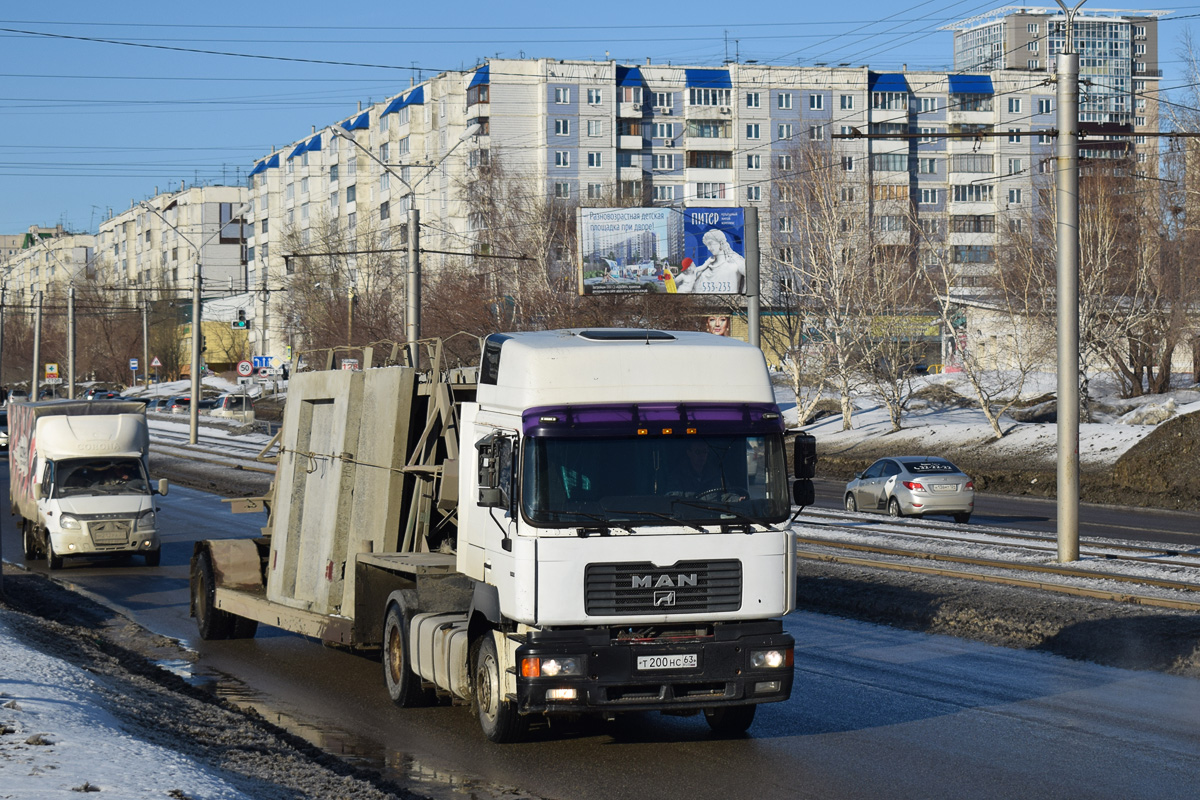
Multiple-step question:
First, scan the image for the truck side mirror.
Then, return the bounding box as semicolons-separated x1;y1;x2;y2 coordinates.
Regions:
792;478;815;508
793;433;817;479
476;433;513;508
157;478;169;496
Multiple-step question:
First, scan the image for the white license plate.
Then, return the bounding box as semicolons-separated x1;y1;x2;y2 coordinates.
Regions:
637;654;698;671
931;484;957;492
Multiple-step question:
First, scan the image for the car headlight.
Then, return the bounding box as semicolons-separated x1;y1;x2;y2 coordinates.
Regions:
520;656;583;678
59;515;81;531
750;648;793;669
135;509;156;531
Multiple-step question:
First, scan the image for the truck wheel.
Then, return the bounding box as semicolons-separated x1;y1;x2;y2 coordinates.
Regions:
232;616;259;639
144;549;162;568
704;704;756;736
22;520;39;559
383;605;429;707
46;535;63;571
472;634;526;743
192;549;235;640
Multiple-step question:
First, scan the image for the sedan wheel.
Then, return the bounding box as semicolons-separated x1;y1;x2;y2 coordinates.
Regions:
844;494;857;513
887;497;903;518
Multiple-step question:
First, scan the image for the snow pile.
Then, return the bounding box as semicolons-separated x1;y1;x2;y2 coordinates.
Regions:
0;610;256;800
1120;397;1177;425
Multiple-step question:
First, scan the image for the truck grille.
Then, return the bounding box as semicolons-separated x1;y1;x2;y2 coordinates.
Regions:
585;560;742;616
88;519;132;545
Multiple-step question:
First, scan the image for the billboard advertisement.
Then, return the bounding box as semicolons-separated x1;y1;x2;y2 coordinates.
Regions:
578;207;746;295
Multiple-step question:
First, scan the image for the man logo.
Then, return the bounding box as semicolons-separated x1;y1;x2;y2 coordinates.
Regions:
654;591;676;607
631;573;697;589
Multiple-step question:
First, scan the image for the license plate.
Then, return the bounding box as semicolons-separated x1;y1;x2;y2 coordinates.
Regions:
931;485;956;492
637;654;698;671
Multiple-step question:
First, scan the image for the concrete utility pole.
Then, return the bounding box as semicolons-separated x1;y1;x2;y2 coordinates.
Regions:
31;290;42;402
1054;0;1085;562
407;208;421;364
744;206;760;348
191;264;201;444
67;286;76;399
142;297;150;390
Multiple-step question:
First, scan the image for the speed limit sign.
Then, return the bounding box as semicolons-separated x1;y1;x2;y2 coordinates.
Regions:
236;360;253;377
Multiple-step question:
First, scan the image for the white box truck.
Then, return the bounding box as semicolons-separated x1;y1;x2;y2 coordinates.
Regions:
9;400;169;569
192;330;814;741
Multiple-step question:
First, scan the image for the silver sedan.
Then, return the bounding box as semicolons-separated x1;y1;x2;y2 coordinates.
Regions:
844;456;974;523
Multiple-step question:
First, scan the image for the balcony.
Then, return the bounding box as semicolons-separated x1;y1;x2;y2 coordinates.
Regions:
618;134;643;150
618;165;643;182
618;101;645;118
683;136;736;151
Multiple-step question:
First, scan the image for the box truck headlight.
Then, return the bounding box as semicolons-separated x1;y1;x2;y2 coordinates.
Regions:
520;656;582;678
750;648;793;669
135;510;156;531
59;515;81;531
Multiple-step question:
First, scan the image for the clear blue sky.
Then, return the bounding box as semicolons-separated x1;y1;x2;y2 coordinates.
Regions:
3;0;1198;233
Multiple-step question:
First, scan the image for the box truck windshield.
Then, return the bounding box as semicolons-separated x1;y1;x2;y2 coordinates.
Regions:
51;458;150;498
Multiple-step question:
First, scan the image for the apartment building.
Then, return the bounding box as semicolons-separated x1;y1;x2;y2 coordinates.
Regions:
947;6;1162;168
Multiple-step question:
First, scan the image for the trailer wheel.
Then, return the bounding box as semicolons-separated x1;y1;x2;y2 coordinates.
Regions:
704;704;756;736
472;634;526;743
383;605;429;708
192;549;236;640
46;534;63;571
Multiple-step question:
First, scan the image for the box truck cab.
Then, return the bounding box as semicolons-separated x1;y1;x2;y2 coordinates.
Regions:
9;400;168;569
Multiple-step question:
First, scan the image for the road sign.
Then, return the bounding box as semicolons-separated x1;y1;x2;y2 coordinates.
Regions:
45;363;59;379
129;358;138;372
341;358;360;371
43;377;63;385
238;377;252;386
236;360;253;377
252;356;273;369
150;357;162;368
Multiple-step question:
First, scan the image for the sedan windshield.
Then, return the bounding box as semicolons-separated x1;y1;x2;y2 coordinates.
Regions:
521;434;789;527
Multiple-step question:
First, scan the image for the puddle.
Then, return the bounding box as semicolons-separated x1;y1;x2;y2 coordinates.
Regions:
156;658;542;800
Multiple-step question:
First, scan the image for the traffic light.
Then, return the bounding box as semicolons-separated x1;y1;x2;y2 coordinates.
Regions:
232;309;249;330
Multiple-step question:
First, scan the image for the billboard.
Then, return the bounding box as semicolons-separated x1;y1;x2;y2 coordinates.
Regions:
578;207;746;295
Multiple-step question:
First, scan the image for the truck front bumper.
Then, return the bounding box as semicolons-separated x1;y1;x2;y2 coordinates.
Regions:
49;526;159;557
513;620;794;715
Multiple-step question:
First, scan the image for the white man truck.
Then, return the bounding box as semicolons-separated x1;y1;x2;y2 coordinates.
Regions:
10;400;169;569
191;329;815;742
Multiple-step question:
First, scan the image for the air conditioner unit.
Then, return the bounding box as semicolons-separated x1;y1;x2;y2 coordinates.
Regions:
632;103;642;111
663;107;673;115
665;139;674;147
719;106;731;114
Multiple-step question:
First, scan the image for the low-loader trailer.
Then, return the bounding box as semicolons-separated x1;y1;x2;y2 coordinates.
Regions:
191;329;813;741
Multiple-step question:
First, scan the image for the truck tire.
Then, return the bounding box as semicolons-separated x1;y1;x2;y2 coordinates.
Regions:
704;704;756;736
144;549;162;568
383;605;430;708
472;634;526;743
22;520;39;560
46;535;63;571
192;549;236;640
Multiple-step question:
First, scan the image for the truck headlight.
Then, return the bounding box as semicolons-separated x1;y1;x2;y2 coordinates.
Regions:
750;648;793;669
520;656;582;678
59;515;81;531
135;510;156;531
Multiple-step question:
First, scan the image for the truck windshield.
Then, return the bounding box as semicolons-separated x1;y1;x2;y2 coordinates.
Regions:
521;434;790;527
54;458;149;498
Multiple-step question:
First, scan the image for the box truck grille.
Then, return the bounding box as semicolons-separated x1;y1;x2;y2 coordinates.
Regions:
585;560;741;615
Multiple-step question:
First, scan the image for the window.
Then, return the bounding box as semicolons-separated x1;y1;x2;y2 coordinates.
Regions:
840;187;855;202
588;119;604;137
1038;157;1052;174
778;123;793;140
652;185;673;201
746;185;761;201
951;93;991;112
555;151;570;167
654;91;673;108
554;87;570;104
689;88;731;106
379;142;389;162
950;153;992;172
808;125;824;140
920;97;938;113
348;211;356;230
840;94;854;110
688;152;731;169
876;215;906;232
951;215;993;233
809;94;823;110
1008;128;1023;143
777;154;792;171
554;182;571;198
874;184;906;200
555;119;570;136
842;156;855;171
1009;218;1023;232
746;123;760;139
1028;22;1038;33
778;216;793;232
1008;98;1022;113
285;183;294;201
261;219;268;234
746;92;760;108
919;188;938;205
919;127;940;143
654;153;674;170
872;91;907;110
346;184;356;203
587;182;603;199
1027;41;1038;52
1134;44;1146;56
686;120;731;138
1008;158;1023;174
380;172;389;191
919;219;940;236
952;244;994;263
587;88;602;105
1028;60;1040;70
1037;129;1053;144
746;154;761;170
1136;116;1147;127
380;200;390;221
621;86;642;103
1008;188;1023;204
588;152;603;168
653;122;673;138
1038;98;1052;115
952;184;993;202
696;182;726;199
872;153;908;171
329;191;337;212
778;247;793;265
1135;62;1146;74
397;137;410;156
778;93;792;110
1134;25;1146;38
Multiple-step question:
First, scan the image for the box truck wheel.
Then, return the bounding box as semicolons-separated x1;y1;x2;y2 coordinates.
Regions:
383;605;430;708
22;520;40;560
704;704;756;736
45;535;63;571
192;549;237;640
472;634;526;744
144;549;162;568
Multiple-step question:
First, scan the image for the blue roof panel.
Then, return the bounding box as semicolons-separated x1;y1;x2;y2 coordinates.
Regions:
868;73;910;93
685;68;732;89
468;64;490;88
948;74;994;94
616;66;644;87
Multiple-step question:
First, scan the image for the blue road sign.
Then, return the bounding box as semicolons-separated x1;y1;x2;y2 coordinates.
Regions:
252;356;273;368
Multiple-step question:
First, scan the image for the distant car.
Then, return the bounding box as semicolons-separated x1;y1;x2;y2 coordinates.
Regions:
147;397;169;412
89;391;121;401
197;396;220;411
210;393;255;423
844;456;974;524
118;396;153;407
167;396;192;414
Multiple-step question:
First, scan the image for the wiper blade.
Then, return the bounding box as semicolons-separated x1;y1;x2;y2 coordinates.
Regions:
670;499;768;531
605;508;707;533
550;510;635;535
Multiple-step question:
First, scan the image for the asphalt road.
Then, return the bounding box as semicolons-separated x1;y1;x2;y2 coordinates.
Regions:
4;467;1200;800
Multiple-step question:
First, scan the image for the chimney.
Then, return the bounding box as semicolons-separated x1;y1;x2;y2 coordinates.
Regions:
358;100;362;112
646;57;652;65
